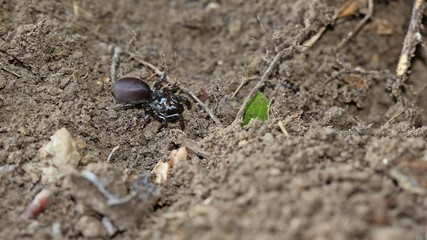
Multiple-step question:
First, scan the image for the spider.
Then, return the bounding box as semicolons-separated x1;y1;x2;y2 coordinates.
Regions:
112;74;191;130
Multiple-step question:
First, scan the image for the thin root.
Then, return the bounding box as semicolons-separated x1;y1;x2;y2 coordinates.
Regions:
0;62;21;78
107;145;120;162
231;75;258;98
336;0;374;50
383;109;404;127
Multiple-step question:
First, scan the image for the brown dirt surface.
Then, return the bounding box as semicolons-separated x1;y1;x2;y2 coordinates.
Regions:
1;0;427;239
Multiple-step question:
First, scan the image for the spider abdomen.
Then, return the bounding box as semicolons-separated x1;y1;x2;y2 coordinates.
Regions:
112;77;152;103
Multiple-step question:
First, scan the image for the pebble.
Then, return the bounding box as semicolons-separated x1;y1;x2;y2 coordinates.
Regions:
76;215;107;238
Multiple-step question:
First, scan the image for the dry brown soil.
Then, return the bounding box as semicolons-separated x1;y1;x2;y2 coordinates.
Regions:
1;0;427;239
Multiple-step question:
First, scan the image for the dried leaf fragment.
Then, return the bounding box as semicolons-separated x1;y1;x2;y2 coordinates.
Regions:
168;147;188;168
337;1;360;18
151;147;188;184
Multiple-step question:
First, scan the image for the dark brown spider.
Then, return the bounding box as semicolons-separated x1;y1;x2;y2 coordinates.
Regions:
112;74;191;130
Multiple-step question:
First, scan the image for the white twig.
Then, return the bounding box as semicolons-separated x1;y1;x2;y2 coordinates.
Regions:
396;0;425;78
107;145;120;162
110;46;122;82
278;120;290;137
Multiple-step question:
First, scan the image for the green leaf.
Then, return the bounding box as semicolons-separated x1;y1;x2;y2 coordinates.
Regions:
242;91;269;126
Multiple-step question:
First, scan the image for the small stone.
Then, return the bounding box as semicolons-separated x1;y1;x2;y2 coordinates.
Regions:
76;216;107;238
263;133;274;142
205;2;220;11
21;189;53;220
36;128;81;183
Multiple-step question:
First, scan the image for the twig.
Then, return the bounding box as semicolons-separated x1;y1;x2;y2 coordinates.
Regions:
257;14;267;33
82;171;120;204
107;145;120;162
0;62;21;78
72;1;79;16
383;108;404;127
232;45;295;125
414;82;427;95
301;26;327;52
230;76;258;98
278;120;290;137
127;52;222;126
336;0;374;50
102;217;117;237
81;171;138;205
110;46;122;82
395;0;425;79
185;88;222;126
389;0;425;123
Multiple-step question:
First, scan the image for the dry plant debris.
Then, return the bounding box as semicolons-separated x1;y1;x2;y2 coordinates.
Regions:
302;0;371;52
395;0;425;79
151;147;188;184
336;0;374;50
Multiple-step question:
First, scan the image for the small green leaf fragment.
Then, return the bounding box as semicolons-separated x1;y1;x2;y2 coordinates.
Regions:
242;91;269;126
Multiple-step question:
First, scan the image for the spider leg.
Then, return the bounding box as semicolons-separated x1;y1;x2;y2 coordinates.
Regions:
154;110;185;130
113;103;142;110
141;114;151;129
157;122;168;133
153;71;168;89
168;83;180;93
174;95;191;109
149;108;169;132
183;97;191;109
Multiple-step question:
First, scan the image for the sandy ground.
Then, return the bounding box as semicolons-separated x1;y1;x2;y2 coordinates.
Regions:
1;0;427;239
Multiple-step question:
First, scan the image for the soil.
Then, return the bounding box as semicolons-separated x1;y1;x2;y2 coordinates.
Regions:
1;0;427;239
